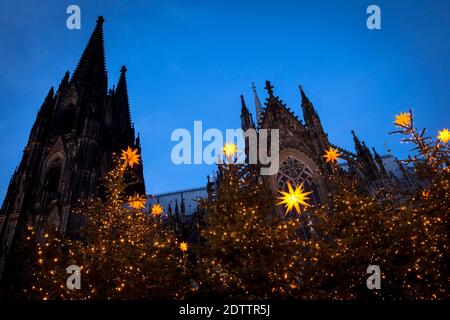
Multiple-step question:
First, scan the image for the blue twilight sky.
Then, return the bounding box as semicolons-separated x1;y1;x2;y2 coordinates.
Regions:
0;0;449;200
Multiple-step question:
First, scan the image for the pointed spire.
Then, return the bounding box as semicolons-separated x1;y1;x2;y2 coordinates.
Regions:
113;65;135;148
372;147;388;176
30;87;55;141
299;85;310;104
265;80;274;97
240;95;255;130
116;65;131;124
251;82;263;127
362;141;371;153
240;94;246;110
351;130;364;154
135;132;141;147
181;196;185;214
71;16;107;95
299;85;320;127
372;147;381;159
180;196;186;224
167;203;173;225
174;199;180;231
39;87;55;117
44;87;55;105
175;199;179;215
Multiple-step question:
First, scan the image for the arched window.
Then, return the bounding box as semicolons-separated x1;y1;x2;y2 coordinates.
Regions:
42;157;63;210
62;106;76;134
276;156;321;206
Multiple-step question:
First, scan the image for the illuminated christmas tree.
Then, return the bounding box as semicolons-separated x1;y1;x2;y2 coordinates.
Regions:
388;111;449;299
197;151;307;299
300;111;449;300
26;148;191;300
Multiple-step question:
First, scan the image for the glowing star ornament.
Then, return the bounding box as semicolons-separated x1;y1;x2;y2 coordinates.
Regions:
277;181;312;215
128;194;146;209
394;112;411;128
223;143;237;157
179;242;189;252
437;128;450;143
323;147;341;164
121;147;141;168
151;203;163;216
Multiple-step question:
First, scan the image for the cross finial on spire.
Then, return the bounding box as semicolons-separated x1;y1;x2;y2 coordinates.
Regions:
298;84;308;101
97;16;105;25
71;16;107;94
265;80;274;96
120;65;127;74
251;82;263;127
240;94;246;108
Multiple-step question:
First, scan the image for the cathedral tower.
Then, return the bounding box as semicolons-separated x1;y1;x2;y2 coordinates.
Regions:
0;16;145;280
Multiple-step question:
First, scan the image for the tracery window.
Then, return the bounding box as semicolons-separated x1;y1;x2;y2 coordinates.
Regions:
62;105;76;134
41;157;63;211
276;156;321;205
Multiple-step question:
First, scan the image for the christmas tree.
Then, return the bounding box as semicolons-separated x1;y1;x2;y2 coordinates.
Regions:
388;111;449;299
300;111;449;300
197;149;308;299
26;148;191;299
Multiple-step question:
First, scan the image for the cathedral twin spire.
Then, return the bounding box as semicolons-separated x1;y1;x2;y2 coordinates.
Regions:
71;16;107;95
0;16;146;281
114;65;133;142
64;16;135;147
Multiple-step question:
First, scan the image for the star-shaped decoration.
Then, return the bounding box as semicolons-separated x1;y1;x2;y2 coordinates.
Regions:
151;203;163;216
422;189;431;200
323;147;341;164
121;146;141;168
179;242;189;252
223;143;237;157
394;112;411;128
128;193;146;209
277;181;312;215
437;128;450;144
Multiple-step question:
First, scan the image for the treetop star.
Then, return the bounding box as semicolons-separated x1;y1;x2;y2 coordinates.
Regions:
394;112;411;128
437;128;450;143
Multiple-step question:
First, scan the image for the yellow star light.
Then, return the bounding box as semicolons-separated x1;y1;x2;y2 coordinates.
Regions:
437;128;450;143
394;112;411;128
277;181;312;215
151;203;163;216
128;194;146;209
223;143;237;157
322;147;341;164
422;190;430;200
179;242;189;252
121;146;141;168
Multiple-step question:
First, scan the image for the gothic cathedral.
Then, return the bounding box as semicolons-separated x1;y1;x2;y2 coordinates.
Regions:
0;17;145;278
240;81;402;210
